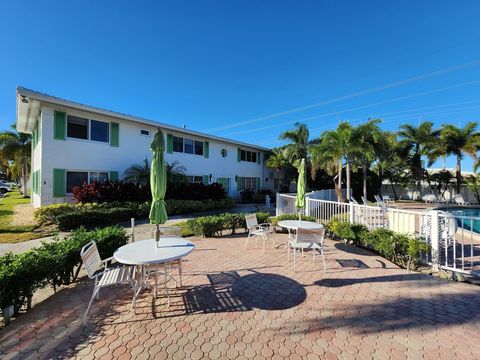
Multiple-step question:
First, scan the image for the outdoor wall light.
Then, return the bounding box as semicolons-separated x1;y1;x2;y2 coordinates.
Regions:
21;95;28;104
209;174;212;182
235;175;238;182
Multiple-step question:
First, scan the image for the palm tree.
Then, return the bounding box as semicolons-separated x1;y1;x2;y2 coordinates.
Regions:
438;122;479;193
123;158;186;186
123;158;150;186
373;130;398;197
351;119;382;199
266;151;289;190
0;125;31;196
278;122;309;164
166;161;187;184
310;121;356;201
397;121;438;197
310;130;344;201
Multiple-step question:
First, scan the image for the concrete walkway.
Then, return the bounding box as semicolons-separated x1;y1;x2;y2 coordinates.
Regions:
1;233;480;359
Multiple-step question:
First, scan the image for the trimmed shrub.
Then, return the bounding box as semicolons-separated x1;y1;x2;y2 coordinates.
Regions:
186;212;272;238
35;199;236;230
0;226;127;316
328;219;429;271
239;189;275;204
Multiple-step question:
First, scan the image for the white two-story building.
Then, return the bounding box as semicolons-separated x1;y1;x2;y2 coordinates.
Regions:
15;87;274;207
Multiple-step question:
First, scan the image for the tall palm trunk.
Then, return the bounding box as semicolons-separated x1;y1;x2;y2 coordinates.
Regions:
337;160;342;190
22;158;28;197
346;161;351;200
456;155;462;193
377;163;383;197
363;164;368;199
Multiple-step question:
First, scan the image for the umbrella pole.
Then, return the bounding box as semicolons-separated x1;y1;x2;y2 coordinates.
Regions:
155;223;160;245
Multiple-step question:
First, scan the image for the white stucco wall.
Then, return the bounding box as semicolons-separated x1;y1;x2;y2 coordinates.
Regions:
31;113;42;207
36;104;273;207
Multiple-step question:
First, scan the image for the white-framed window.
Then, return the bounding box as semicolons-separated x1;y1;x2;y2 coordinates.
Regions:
240;149;257;163
140;129;151;136
67;115;109;143
238;177;259;191
66;170;109;193
186;175;204;184
173;135;204;156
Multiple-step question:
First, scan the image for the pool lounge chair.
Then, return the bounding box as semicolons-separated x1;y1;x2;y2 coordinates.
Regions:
422;194;438;204
454;194;470;206
374;194;387;207
382;195;395;205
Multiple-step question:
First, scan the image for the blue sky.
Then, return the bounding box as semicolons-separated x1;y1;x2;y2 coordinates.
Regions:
2;1;480;170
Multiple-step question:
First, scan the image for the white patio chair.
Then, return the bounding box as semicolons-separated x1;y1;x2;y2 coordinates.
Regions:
80;241;134;325
454;194;470;206
149;226;184;288
287;228;326;273
361;196;369;205
350;196;359;204
244;213;274;253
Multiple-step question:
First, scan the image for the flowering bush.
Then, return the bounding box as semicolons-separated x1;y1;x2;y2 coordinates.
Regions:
72;181;228;203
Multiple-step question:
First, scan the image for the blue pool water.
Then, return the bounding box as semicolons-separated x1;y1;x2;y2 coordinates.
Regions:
443;207;480;233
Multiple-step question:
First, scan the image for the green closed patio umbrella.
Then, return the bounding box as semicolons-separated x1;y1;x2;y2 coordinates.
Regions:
149;129;168;242
295;158;306;220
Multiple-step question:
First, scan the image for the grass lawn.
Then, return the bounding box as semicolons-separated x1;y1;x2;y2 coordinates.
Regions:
0;190;52;244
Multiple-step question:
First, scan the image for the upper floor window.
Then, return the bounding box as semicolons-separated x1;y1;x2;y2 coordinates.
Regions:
140;129;150;136
173;136;203;156
67;115;109;143
67;115;88;140
91;120;109;142
240;149;257;163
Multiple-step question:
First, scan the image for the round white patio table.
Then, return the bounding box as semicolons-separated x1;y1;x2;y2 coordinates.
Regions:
277;220;324;231
114;237;195;309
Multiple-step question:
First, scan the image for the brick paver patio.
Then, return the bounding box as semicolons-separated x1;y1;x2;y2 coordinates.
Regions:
2;233;480;359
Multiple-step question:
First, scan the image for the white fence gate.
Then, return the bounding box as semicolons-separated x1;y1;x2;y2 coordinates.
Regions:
276;193;480;276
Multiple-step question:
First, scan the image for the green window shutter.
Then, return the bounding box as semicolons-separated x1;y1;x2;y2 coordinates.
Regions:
257;152;260;164
53;169;66;197
109;171;119;182
237;148;241;162
203;141;209;159
256;178;260;190
53;111;66;140
110;122;119;147
203;175;209;185
237;177;242;191
167;134;173;153
32;171;36;194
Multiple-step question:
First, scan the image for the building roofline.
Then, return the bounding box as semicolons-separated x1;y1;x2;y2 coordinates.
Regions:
16;86;271;152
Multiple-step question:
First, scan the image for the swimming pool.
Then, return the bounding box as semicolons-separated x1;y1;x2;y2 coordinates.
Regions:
441;207;480;233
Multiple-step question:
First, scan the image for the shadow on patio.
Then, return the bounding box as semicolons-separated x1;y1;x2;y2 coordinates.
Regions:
279;291;480;336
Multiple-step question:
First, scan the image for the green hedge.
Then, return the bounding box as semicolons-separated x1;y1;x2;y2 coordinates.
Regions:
328;219;430;270
35;199;236;231
186;213;309;238
0;226;127;315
